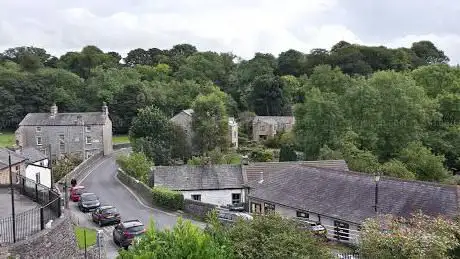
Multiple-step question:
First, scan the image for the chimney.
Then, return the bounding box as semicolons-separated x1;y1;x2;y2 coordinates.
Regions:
50;103;58;117
241;155;249;165
102;102;108;116
258;171;264;184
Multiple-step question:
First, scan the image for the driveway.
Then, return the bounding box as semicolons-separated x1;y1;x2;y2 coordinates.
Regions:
68;148;205;258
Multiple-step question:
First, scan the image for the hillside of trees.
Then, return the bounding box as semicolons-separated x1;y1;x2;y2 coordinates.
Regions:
0;40;458;183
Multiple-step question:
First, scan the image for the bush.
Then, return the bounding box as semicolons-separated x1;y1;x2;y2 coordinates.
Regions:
250;148;273;162
279;144;297;162
116;152;153;183
152;187;184;211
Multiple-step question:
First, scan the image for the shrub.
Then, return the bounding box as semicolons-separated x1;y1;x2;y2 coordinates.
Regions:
116;152;153;183
250;148;273;162
151;187;184;211
279;144;297;162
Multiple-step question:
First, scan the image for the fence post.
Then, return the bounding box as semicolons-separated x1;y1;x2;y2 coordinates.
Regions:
35;183;38;202
57;196;62;218
84;229;87;259
40;207;44;230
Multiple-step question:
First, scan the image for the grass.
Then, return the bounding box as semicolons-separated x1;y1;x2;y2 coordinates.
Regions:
74;226;97;249
0;132;14;147
113;134;130;144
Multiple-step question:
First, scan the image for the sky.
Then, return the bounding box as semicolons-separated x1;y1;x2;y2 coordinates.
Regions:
1;0;459;64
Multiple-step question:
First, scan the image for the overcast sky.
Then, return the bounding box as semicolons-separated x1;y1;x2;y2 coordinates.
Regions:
1;0;459;64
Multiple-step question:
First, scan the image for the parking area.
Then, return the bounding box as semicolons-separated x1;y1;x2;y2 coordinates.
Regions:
0;188;40;218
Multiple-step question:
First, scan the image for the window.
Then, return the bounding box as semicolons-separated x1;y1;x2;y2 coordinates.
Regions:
251;202;262;214
191;194;201;201
36;136;42;146
36;126;41;132
15;165;19;171
85;136;92;144
231;193;241;204
296;211;309;219
264;203;275;215
59;134;65;141
85;125;91;132
259;125;265;131
333;221;350;241
59;142;65;152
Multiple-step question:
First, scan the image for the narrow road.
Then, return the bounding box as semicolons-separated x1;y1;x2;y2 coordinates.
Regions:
68;148;205;258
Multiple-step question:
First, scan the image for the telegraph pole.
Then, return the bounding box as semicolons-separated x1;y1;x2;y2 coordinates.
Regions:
49;144;53;190
8;152;16;243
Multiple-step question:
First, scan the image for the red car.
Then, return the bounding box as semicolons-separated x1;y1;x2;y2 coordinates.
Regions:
70;186;85;202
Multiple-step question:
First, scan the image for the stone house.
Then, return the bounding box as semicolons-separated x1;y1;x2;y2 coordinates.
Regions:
245;165;460;244
0;148;25;184
15;103;113;160
150;164;245;206
252;116;295;141
170;109;238;150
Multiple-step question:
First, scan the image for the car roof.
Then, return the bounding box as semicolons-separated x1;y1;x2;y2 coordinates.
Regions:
122;220;143;228
100;205;115;210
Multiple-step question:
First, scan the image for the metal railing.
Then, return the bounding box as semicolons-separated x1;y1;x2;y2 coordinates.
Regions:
0;175;61;244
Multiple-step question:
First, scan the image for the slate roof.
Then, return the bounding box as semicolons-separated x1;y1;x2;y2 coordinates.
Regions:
248;165;460;224
253;116;295;126
0;148;26;169
18;112;108;126
243;160;349;183
150;165;244;191
172;109;238;125
20;147;47;163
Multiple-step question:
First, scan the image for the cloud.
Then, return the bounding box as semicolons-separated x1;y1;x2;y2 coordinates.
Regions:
0;0;459;64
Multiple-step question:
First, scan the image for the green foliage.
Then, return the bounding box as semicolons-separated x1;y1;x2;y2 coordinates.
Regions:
52;154;83;182
74;226;97;249
116;152;153;183
279;144;297;162
381;159;416;180
205;212;331;259
151;187;184;211
118;218;232;259
249;148;273;162
359;213;460;259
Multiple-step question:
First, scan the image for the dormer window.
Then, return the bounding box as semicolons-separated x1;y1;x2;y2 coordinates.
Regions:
36;126;41;132
85;125;91;132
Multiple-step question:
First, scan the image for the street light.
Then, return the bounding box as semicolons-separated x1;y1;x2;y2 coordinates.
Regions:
374;172;381;213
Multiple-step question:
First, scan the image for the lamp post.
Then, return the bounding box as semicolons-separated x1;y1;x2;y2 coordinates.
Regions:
374;172;381;213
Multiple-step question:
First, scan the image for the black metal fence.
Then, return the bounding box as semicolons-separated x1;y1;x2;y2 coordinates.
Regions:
0;175;61;244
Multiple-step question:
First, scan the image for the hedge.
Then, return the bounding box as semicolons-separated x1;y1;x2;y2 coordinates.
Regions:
152;187;184;211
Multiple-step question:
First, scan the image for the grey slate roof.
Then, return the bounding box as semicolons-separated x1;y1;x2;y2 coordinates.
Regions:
243;160;349;183
0;148;26;169
248;165;459;224
20;147;47;163
18;112;108;126
150;165;244;191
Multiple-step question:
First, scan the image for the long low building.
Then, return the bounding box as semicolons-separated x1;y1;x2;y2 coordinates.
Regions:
245;165;459;243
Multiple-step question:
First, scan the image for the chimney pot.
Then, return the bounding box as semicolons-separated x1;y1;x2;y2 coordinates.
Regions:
50;103;58;116
102;102;108;116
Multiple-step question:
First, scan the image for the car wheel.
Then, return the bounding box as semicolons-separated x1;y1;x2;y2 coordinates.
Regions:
98;220;103;227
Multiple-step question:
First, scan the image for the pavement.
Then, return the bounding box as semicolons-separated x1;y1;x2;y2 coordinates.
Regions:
67;148;205;258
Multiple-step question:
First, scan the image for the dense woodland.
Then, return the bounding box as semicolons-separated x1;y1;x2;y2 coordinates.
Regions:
0;40;459;183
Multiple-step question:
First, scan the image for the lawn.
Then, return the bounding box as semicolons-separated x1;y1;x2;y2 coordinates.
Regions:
113;134;130;144
0;132;14;147
74;226;97;249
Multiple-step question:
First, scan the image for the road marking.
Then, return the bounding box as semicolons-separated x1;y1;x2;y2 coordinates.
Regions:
113;173;178;217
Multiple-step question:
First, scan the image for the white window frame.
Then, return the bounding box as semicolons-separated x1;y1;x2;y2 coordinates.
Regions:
191;194;201;201
85;125;91;132
231;193;241;204
85;136;92;144
36;126;41;132
36;136;43;146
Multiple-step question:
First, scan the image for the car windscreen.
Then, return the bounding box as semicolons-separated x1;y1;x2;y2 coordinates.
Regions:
127;225;144;233
102;208;117;214
83;194;97;201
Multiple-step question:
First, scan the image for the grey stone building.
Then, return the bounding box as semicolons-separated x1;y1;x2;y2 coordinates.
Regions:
170;109;239;151
252;116;295;141
15;103;113;160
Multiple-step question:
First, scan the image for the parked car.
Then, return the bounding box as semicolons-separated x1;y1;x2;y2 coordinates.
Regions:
78;193;101;212
91;205;121;227
218;210;253;225
220;203;246;212
112;220;146;249
70;186;85;202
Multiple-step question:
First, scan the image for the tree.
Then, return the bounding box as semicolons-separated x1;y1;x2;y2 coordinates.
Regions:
206;212;331;259
276;49;305;76
279;144;297;162
191;91;229;153
250;74;291;116
129;106;191;165
380;159;416;180
359;213;460;259
118;218;232;259
411;40;449;64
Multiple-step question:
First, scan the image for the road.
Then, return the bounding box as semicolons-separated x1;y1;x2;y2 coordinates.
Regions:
68;148;205;258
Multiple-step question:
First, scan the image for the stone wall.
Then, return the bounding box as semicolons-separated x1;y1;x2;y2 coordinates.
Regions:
183;199;217;220
117;169;154;204
4;212;105;258
113;143;131;150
